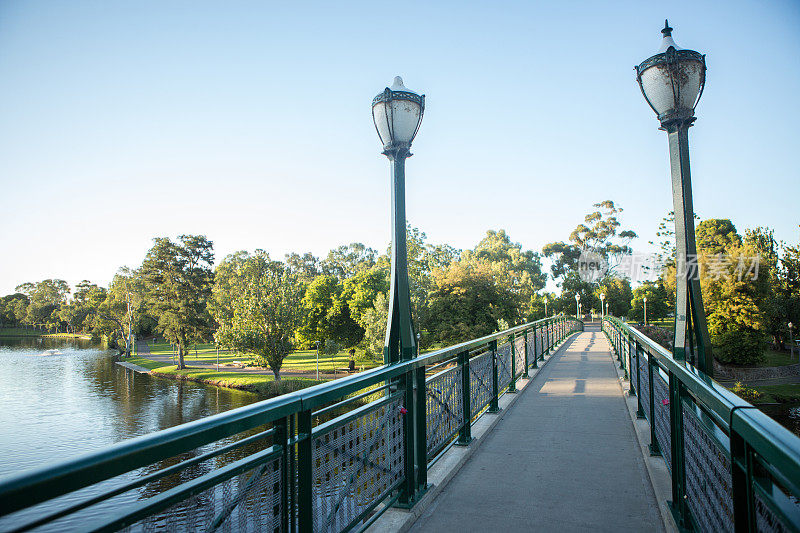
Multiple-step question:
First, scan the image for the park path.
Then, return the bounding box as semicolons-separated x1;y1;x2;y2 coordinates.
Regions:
409;325;663;532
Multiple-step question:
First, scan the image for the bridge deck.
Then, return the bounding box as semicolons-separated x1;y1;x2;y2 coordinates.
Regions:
410;325;663;532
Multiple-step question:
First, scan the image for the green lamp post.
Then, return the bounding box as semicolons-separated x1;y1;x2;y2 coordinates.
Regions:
636;21;713;377
373;77;425;364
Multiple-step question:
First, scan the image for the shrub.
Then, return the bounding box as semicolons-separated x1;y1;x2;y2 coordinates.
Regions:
713;329;766;366
636;324;673;350
730;381;762;402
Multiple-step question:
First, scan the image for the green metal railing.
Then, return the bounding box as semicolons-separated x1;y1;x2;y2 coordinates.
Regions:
0;316;583;533
602;316;800;532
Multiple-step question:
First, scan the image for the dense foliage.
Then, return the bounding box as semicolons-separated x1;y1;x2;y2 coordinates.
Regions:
2;205;797;371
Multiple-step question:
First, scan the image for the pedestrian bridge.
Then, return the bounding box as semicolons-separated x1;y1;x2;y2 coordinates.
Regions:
1;317;799;532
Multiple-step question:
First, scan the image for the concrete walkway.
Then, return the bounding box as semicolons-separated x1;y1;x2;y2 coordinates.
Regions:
410;325;663;532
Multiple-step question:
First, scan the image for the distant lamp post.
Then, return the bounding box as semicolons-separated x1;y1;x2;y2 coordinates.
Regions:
789;323;795;361
636;21;713;377
416;332;421;357
575;293;580;318
600;293;606;321
315;340;320;380
544;296;548;317
373;76;425;364
643;296;648;325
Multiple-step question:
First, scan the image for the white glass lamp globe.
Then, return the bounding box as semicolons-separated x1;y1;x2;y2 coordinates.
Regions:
636;21;706;124
372;76;425;152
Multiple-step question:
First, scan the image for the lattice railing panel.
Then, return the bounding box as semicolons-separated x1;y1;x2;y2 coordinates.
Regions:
653;371;672;472
526;334;536;366
514;336;526;374
426;366;464;457
470;351;493;418
631;345;639;394
122;457;282;533
683;404;733;533
312;397;405;533
639;356;651;424
755;491;793;533
497;342;512;390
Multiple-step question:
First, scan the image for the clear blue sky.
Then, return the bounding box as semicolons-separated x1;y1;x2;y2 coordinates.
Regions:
1;0;798;295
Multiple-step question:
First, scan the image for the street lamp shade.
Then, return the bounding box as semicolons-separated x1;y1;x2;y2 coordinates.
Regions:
790;322;794;330
600;293;605;301
643;296;647;302
575;294;580;302
635;20;706;125
372;76;425;152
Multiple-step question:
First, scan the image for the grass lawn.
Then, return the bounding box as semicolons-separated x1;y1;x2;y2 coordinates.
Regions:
142;340;383;374
125;355;324;396
762;349;798;367
0;327;41;337
751;384;800;404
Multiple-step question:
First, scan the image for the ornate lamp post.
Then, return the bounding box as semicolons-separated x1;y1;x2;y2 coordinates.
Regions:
575;293;580;318
373;76;425;364
636;21;713;377
600;293;606;321
789;322;795;361
643;296;648;326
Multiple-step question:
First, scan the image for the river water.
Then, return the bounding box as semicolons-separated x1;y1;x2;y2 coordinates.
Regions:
0;336;264;529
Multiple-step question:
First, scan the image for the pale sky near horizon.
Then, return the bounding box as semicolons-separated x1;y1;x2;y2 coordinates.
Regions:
1;1;798;296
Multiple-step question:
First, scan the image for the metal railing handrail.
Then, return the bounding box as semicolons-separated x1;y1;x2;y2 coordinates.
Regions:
0;314;583;525
602;316;800;531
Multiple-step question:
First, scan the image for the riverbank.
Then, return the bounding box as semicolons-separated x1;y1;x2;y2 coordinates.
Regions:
0;328;91;340
123;356;325;397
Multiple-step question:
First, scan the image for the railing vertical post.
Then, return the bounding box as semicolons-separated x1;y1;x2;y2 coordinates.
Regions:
532;326;539;368
274;416;290;533
545;320;550;355
635;342;645;418
457;350;473;445
538;324;545;362
400;369;418;505
627;337;635;395
297;409;314;533
668;373;690;528
415;365;428;493
289;413;297;531
508;334;517;393
489;340;500;413
647;353;661;456
522;329;530;376
731;424;757;532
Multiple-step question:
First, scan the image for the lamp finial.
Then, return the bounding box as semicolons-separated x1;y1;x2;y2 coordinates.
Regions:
661;20;673;37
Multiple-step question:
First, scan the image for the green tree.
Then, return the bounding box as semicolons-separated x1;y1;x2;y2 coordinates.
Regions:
630;281;670;323
212;251;303;380
16;279;70;330
425;261;516;345
297;275;361;348
696;219;741;256
543;200;637;284
597;277;633;318
321;243;377;279
361;292;389;359
0;293;29;326
94;270;143;356
140;235;215;369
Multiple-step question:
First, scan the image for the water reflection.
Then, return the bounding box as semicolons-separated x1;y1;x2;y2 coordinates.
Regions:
0;337;262;480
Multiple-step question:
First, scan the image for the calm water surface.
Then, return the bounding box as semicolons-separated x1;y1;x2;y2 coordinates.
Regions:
0;336;264;529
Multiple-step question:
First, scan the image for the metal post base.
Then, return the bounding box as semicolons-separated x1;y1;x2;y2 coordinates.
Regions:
455;436;474;447
393;484;432;509
649;444;662;457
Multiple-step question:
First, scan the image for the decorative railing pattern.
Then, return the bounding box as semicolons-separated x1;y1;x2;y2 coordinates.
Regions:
603;316;800;532
426;366;464;458
0;316;583;533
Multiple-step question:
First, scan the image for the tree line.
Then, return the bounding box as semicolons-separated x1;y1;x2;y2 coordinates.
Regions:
2;200;797;372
